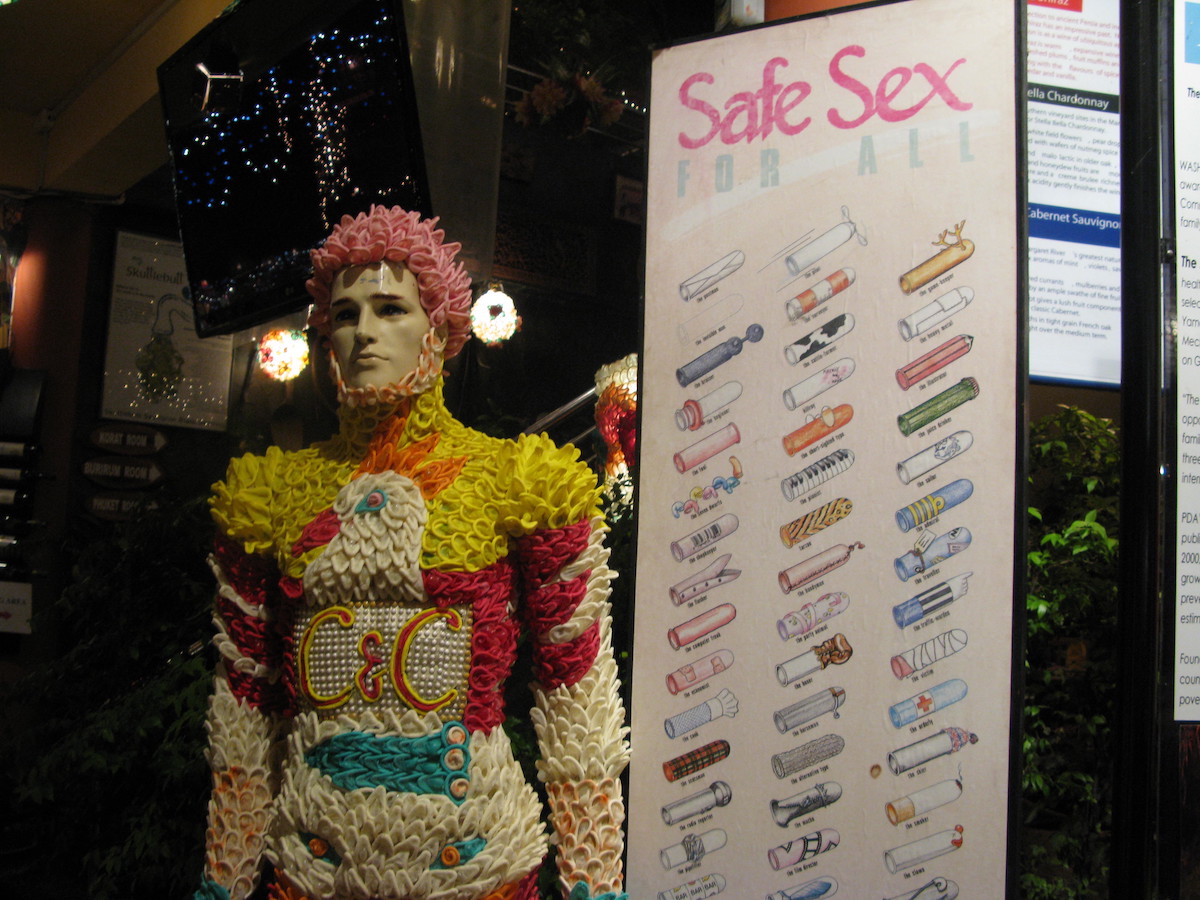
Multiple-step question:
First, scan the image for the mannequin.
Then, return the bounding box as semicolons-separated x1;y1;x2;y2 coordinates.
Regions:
196;206;629;900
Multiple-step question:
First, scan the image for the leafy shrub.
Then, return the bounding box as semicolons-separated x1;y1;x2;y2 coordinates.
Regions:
0;499;214;898
1022;406;1119;899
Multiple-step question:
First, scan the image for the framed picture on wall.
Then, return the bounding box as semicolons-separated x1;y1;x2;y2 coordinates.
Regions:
101;231;232;431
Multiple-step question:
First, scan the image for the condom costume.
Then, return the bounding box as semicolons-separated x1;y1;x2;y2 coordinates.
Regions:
196;209;629;900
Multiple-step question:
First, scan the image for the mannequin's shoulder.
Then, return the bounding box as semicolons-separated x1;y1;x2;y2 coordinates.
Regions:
209;445;312;551
500;431;601;533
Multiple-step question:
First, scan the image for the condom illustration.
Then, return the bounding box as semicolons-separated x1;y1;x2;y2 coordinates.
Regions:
896;334;974;390
677;324;765;387
775;687;846;733
783;358;855;411
681;250;745;300
675;423;741;473
899;287;974;342
770;782;843;826
776;633;852;686
887;726;977;775
664;688;739;739
779;541;864;594
891;628;969;678
885;777;963;826
785;314;855;366
786;268;856;322
661;780;733;825
900;221;974;294
671;513;739;561
671;480;739;518
669;553;740;605
782;207;867;277
782;449;855;501
679;293;744;345
780;498;853;548
767;878;839;900
772;734;845;779
897;378;979;436
893;573;973;628
895;526;972;581
672;460;744;516
884;825;964;875
778;592;849;640
888;679;968;728
669;603;736;650
663;740;731;782
897;431;973;485
896;479;974;532
660;828;728;869
667;649;735;694
783;405;853;457
768;828;840;871
884;877;959;900
677;381;743;431
658;873;728;900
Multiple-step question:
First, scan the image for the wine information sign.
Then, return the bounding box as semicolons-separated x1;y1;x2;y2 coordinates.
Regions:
630;2;1023;898
1172;1;1200;720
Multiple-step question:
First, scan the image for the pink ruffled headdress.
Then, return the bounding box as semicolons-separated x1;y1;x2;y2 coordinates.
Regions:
306;205;473;359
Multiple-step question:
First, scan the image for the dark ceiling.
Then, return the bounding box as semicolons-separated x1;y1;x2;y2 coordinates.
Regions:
0;0;715;203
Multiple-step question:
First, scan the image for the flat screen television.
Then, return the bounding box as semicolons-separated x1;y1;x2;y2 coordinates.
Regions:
157;0;429;337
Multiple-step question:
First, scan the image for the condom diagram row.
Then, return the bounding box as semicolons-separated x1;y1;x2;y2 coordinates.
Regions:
642;207;996;900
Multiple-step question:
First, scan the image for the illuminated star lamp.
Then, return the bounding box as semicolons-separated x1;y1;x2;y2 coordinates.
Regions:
470;284;521;345
259;328;309;381
594;353;638;496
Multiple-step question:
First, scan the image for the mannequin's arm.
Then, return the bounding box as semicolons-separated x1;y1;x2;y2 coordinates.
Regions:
196;533;287;900
522;514;631;900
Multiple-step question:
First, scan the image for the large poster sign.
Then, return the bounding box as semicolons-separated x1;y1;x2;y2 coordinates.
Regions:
630;2;1021;898
1172;1;1200;720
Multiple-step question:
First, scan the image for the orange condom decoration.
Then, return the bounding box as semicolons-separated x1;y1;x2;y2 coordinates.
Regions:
593;354;638;497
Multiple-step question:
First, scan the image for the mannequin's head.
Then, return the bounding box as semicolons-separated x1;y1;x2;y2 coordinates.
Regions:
327;261;433;392
306;205;473;360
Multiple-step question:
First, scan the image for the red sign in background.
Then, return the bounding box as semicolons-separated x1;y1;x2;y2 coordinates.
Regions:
1029;0;1084;13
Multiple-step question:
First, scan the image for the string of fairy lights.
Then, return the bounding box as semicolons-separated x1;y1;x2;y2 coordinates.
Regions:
174;9;412;230
174;2;425;323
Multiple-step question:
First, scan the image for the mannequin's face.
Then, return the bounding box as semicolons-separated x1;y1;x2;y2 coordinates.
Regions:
328;262;432;390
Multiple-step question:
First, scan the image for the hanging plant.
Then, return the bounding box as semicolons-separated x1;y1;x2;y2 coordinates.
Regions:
515;67;626;137
509;0;654;137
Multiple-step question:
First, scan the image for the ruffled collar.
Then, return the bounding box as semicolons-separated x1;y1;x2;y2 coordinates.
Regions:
321;377;457;460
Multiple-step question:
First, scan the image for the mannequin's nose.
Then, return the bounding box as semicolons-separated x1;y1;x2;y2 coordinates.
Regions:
355;313;378;343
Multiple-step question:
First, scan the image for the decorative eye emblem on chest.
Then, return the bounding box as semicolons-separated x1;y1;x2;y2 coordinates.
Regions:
355;488;389;514
300;831;342;866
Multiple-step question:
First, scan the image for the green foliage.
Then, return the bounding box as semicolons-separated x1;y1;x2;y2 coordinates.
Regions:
1022;406;1119;900
0;498;214;898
